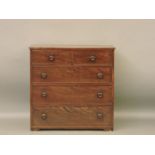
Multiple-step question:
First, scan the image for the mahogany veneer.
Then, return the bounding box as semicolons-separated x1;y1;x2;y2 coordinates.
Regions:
30;46;115;130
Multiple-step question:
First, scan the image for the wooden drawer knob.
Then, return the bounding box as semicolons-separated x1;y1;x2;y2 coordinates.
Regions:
96;112;103;119
40;72;47;79
97;91;103;98
97;72;104;79
48;55;55;62
41;91;48;97
41;113;47;120
89;55;96;62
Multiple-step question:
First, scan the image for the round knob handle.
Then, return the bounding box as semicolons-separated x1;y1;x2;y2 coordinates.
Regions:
40;72;47;79
97;72;104;79
48;55;55;62
96;112;103;119
41;91;48;97
41;113;47;120
97;91;103;98
89;55;96;62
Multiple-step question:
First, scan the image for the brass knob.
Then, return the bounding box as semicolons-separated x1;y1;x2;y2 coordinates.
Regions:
97;72;104;79
40;72;47;79
41;91;48;97
96;112;103;119
97;91;103;98
89;55;96;62
41;113;47;120
48;55;55;62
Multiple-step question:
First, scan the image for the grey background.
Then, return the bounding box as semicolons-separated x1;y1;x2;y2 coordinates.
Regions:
0;19;155;134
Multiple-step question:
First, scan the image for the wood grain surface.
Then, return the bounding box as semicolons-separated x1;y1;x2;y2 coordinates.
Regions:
32;85;113;107
32;106;113;130
32;66;112;83
30;47;114;131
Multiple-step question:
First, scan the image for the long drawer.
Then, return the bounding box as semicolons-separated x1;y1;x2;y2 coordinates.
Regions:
32;85;113;107
31;66;112;84
31;106;113;129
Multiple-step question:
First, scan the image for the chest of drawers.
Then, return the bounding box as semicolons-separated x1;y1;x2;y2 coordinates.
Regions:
30;46;114;130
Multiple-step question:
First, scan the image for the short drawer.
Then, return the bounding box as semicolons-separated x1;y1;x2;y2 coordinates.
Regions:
31;106;113;129
31;49;72;65
32;66;112;84
73;48;114;65
32;85;113;107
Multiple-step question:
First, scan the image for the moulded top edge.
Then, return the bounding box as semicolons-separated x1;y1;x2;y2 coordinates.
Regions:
30;44;115;49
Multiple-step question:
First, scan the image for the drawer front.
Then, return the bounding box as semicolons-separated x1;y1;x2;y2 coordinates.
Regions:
32;66;112;84
73;48;114;65
32;106;113;129
31;49;72;65
32;85;113;106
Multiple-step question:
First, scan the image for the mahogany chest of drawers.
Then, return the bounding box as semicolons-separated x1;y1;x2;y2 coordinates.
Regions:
30;46;114;130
